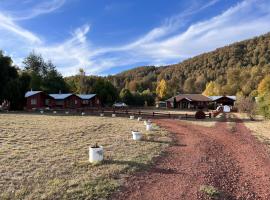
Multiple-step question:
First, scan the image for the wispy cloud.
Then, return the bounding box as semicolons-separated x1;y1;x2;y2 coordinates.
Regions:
2;0;66;20
0;13;41;43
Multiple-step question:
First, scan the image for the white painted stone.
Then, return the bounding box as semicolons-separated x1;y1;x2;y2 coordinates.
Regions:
138;117;142;121
65;111;69;114
81;112;85;116
53;111;57;114
89;146;103;163
146;124;152;131
130;115;135;120
40;110;44;114
100;113;104;117
132;131;142;141
112;114;116;117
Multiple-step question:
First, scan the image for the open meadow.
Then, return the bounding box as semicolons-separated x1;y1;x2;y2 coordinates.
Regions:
0;113;170;200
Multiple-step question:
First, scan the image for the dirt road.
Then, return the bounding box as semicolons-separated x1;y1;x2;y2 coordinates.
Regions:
111;117;270;200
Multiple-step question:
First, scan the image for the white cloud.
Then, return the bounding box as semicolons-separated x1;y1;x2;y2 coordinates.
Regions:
3;0;66;20
0;13;41;43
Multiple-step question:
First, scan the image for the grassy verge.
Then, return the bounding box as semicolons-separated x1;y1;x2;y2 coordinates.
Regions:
0;114;171;199
235;113;270;149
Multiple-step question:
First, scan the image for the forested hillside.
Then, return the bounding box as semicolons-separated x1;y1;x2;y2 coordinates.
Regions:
1;32;270;112
108;32;270;97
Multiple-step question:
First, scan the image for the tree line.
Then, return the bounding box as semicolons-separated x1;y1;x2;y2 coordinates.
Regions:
1;32;270;117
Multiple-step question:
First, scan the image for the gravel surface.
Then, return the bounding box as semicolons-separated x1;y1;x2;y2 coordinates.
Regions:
111;116;270;200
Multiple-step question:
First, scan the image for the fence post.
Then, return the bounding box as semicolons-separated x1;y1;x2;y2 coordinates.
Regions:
153;112;155;117
139;110;141;116
185;113;188;119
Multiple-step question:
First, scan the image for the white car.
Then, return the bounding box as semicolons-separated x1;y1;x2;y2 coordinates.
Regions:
113;102;127;108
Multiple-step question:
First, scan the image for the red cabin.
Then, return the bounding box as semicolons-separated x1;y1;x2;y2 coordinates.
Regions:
76;94;100;107
25;91;48;110
25;91;100;110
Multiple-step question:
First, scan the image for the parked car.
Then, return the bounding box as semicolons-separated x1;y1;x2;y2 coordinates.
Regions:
113;102;127;108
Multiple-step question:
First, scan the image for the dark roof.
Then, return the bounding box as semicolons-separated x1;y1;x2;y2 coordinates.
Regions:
166;94;212;102
208;96;236;101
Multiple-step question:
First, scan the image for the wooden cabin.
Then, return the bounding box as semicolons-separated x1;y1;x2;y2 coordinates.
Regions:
76;94;100;107
25;91;100;110
208;96;236;106
166;94;212;109
25;91;48;110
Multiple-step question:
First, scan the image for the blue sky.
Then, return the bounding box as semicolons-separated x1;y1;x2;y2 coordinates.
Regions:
0;0;270;76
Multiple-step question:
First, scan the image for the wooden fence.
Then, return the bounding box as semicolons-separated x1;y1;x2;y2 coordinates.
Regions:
67;108;212;119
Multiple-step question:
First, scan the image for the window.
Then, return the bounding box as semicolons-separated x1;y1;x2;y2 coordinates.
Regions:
45;99;50;105
56;100;64;106
82;100;89;104
31;98;37;105
75;100;78;105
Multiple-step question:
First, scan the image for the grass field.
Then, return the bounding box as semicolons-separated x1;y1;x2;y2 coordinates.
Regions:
0;113;170;200
235;113;270;148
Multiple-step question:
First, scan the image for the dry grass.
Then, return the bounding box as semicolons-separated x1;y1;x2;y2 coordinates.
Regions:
0;113;170;200
130;108;197;115
178;117;217;127
235;113;270;147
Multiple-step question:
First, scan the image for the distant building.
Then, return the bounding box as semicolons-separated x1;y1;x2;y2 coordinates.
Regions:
208;96;236;106
25;91;99;110
25;91;48;110
166;94;212;109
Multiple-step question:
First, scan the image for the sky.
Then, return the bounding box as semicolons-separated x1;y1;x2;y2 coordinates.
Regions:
0;0;270;76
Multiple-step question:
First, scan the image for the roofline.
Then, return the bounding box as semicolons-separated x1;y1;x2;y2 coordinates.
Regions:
76;94;96;100
24;91;43;98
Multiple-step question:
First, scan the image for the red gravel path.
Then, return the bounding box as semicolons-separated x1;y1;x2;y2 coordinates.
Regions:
111;117;270;200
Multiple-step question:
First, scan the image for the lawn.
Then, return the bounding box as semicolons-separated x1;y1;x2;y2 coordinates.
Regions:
236;113;270;148
0;113;170;200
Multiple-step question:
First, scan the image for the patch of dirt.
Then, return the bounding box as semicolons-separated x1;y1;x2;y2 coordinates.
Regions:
111;116;270;200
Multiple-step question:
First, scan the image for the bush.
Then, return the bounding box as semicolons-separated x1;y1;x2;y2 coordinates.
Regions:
195;110;206;119
258;94;270;119
235;96;256;120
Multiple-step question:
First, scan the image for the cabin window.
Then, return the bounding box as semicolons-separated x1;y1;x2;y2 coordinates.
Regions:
45;99;50;105
75;100;78;105
56;100;64;106
82;100;89;104
31;98;37;105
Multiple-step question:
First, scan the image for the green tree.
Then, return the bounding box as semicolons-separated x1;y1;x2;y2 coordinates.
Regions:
92;79;118;106
120;88;133;105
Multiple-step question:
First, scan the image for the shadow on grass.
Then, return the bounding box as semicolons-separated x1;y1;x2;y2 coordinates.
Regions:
103;159;180;175
141;138;187;147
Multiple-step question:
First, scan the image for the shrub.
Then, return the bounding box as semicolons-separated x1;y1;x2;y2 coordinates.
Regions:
195;110;206;119
235;96;256;120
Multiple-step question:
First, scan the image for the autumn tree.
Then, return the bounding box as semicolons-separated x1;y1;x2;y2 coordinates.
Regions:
258;75;270;96
203;81;221;96
257;75;270;118
156;79;167;100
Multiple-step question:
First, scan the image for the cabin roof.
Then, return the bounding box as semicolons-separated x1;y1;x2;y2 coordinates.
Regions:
49;93;73;100
25;91;43;98
76;94;96;100
208;96;236;101
166;94;211;102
